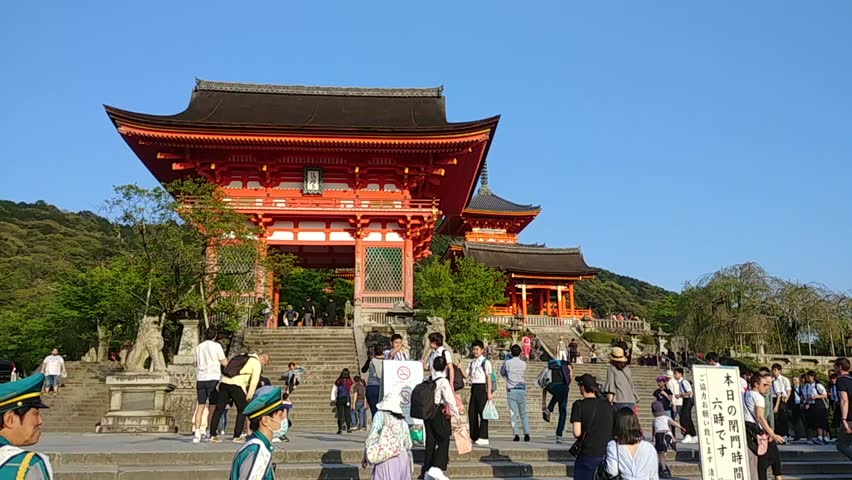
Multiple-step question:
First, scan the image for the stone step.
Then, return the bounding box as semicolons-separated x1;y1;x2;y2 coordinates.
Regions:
51;460;852;480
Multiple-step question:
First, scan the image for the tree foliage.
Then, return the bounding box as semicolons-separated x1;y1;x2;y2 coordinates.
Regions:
678;262;851;357
414;258;507;349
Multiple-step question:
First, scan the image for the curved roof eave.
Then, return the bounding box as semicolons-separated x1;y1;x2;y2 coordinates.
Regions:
104;105;500;137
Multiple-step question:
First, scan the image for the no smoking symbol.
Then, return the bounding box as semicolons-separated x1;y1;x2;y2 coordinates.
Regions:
400;391;411;405
397;366;411;380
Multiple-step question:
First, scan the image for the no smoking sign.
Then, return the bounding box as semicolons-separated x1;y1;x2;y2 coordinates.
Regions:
397;366;411;381
400;391;411;405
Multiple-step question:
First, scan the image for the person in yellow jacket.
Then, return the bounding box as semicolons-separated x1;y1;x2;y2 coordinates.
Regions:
0;373;53;480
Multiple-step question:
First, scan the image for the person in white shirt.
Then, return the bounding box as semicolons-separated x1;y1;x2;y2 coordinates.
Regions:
672;368;697;443
41;348;65;396
743;372;785;479
664;370;681;419
192;327;227;443
463;340;493;446
557;336;568;362
423;333;454;388
771;363;792;441
606;407;659;480
383;334;409;360
803;370;830;445
420;354;460;480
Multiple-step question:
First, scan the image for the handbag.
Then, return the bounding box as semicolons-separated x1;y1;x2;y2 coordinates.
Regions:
593;442;622;480
482;400;499;421
365;413;404;464
329;384;337;402
745;421;769;456
454;424;472;455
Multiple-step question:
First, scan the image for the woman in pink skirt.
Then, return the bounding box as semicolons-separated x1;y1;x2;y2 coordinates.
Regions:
522;335;532;360
362;392;413;480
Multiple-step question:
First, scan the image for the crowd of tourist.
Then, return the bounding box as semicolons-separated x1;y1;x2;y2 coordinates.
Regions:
183;326;852;480
3;332;849;480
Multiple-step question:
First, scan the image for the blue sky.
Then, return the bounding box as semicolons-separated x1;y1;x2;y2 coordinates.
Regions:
2;1;850;293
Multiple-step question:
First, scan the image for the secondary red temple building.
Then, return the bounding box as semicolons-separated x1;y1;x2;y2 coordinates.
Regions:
107;79;597;326
441;169;598;323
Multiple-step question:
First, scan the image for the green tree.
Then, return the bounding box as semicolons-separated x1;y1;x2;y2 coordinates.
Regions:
53;259;145;360
414;258;507;349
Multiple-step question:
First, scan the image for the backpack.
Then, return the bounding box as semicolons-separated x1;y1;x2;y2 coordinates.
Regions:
222;354;251;378
411;378;439;420
442;350;465;391
536;366;553;389
537;360;563;389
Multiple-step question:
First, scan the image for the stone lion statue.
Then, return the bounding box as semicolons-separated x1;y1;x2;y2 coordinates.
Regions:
125;315;167;372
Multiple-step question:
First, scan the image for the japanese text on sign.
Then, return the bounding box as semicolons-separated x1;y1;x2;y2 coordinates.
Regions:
693;365;748;480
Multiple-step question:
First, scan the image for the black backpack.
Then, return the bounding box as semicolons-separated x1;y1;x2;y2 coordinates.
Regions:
411;378;439;420
442;351;465;391
222;354;250;378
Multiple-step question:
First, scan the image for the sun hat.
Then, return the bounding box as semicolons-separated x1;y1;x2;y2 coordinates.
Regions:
609;346;628;362
652;401;665;416
665;369;674;379
376;392;404;415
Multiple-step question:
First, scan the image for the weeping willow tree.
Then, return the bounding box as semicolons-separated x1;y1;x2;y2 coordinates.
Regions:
678;262;850;356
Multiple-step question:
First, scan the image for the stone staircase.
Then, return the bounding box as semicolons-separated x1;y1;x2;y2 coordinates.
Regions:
528;326;592;361
241;327;360;432
46;437;852;480
39;362;115;433
470;361;663;438
238;325;662;437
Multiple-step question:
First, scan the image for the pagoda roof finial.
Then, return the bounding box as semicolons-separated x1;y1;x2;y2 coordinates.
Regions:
479;161;491;194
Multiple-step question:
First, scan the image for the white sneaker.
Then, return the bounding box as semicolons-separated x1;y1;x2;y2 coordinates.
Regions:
272;438;281;443
682;435;695;444
192;430;201;444
427;467;450;480
474;438;490;446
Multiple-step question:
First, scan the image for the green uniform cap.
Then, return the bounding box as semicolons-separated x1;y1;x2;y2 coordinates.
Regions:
0;374;49;414
242;386;284;419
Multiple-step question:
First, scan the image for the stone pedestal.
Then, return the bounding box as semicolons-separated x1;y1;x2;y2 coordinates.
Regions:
167;318;203;433
172;319;200;366
99;372;178;433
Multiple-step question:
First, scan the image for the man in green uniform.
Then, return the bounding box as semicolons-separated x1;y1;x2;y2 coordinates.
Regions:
0;374;53;480
230;386;286;480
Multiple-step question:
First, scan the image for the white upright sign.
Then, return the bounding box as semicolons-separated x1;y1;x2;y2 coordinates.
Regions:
382;360;424;425
693;365;748;480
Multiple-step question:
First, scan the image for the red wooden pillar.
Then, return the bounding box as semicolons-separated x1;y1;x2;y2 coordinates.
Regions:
403;235;414;307
272;286;280;328
354;233;364;303
569;282;576;317
557;285;565;318
546;289;552;317
520;284;528;320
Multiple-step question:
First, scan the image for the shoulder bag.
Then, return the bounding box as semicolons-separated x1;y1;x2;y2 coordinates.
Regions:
365;413;405;465
593;441;621;480
569;402;599;457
